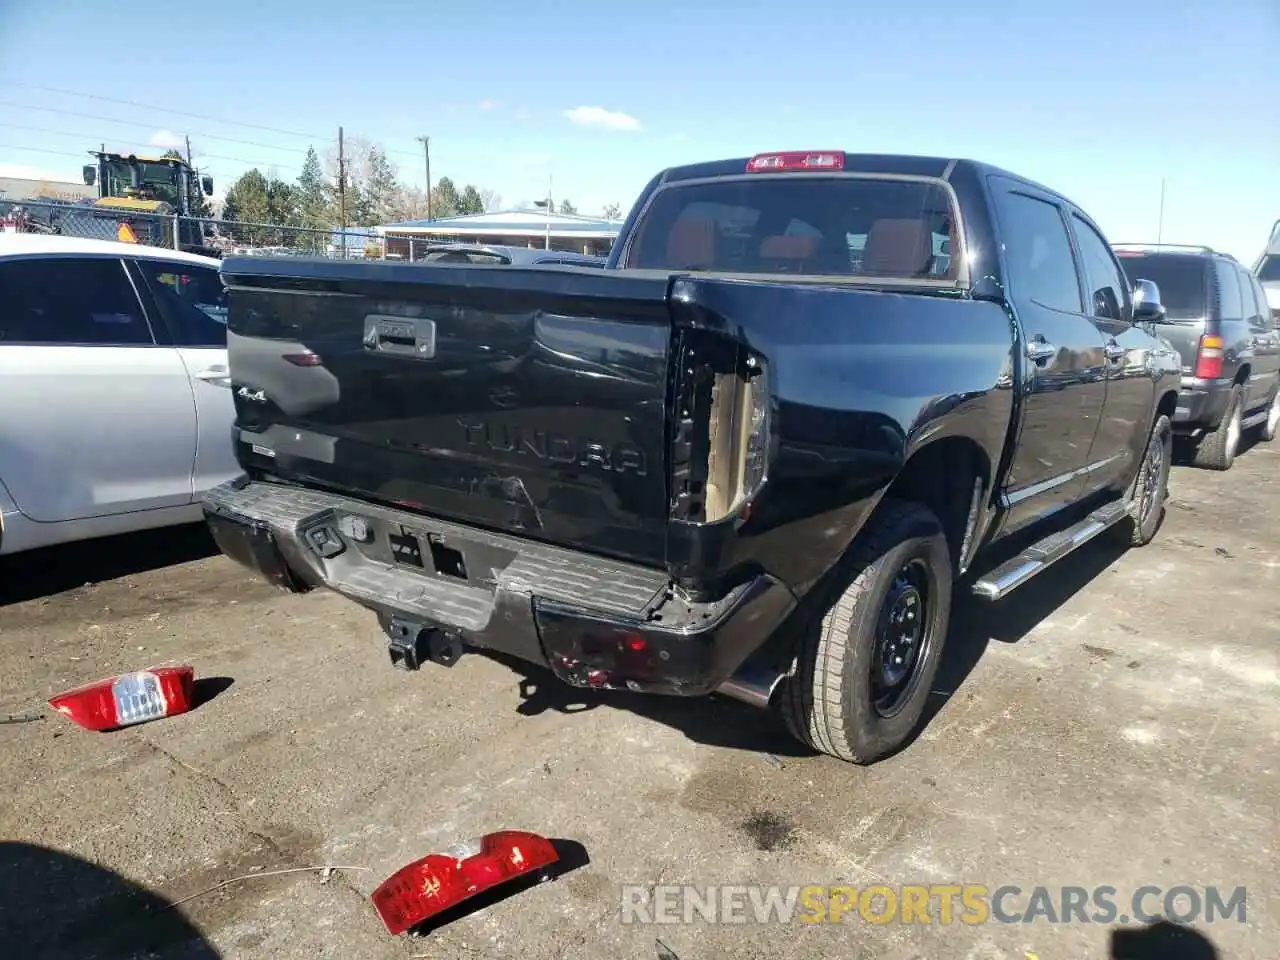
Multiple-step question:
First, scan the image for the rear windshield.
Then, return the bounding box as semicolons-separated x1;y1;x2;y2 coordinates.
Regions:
1257;255;1280;282
1113;253;1207;319
624;176;959;281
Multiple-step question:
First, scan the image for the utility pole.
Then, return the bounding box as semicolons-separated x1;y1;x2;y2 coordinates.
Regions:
337;126;348;259
545;171;553;249
416;135;432;220
1156;177;1166;245
184;135;193;167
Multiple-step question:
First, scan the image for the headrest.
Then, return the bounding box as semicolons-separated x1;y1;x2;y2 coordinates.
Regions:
666;217;717;269
862;218;933;277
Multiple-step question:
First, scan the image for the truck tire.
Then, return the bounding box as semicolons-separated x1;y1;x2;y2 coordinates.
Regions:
1110;414;1172;548
1192;385;1242;470
1258;387;1280;442
780;500;951;765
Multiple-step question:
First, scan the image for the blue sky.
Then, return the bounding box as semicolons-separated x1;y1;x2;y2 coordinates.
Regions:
1;0;1276;260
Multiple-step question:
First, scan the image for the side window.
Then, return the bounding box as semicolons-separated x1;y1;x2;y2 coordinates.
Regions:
992;190;1082;313
0;257;152;345
134;259;228;347
1239;268;1263;324
1215;261;1243;322
1070;215;1129;323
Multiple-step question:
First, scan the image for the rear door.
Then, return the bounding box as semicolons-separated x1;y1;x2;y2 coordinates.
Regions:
0;254;197;522
1068;211;1154;498
130;256;239;500
987;179;1107;533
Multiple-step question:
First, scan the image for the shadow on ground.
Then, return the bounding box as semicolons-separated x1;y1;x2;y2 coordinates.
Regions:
0;524;218;607
478;533;1128;760
1111;919;1220;959
0;842;219;959
923;534;1128;729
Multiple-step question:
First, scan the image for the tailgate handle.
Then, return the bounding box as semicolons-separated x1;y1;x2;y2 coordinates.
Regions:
363;315;437;359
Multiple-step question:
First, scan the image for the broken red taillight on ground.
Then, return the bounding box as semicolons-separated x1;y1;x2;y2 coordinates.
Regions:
371;831;560;935
47;665;195;732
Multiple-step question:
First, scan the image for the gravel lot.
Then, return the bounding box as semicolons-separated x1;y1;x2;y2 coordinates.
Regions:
1;443;1276;960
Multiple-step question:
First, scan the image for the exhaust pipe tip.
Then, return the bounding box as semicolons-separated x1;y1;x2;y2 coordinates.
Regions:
716;665;783;710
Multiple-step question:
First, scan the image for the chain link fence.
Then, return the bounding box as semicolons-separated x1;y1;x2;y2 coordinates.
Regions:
0;198;385;260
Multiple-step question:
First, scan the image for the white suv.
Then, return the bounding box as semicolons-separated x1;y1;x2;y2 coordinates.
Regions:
0;234;238;555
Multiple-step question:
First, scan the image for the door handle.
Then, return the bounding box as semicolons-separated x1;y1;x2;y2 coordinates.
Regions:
193;368;232;387
1104;341;1125;362
1026;338;1056;363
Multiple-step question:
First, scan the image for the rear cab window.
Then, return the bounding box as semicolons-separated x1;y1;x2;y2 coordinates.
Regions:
623;175;960;282
1113;253;1208;320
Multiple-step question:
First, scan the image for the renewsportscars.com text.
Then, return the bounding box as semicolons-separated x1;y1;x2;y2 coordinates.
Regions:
619;884;1247;926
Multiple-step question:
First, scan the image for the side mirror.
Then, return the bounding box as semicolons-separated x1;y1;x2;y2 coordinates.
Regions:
201;176;214;196
1132;278;1167;323
82;165;96;186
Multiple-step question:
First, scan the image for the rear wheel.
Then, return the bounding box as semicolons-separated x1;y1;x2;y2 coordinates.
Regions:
1258;388;1280;442
1192;385;1242;470
1111;414;1172;547
780;500;951;765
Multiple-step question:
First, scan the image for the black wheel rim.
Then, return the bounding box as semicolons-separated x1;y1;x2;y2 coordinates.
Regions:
870;557;934;719
1138;432;1164;526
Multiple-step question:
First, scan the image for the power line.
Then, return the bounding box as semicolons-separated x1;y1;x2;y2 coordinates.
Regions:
0;121;307;174
10;81;324;141
2;88;430;164
0;100;318;156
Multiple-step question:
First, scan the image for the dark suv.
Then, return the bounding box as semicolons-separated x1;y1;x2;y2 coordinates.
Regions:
1114;244;1280;469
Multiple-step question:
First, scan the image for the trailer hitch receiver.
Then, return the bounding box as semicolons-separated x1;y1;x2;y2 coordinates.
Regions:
386;618;464;671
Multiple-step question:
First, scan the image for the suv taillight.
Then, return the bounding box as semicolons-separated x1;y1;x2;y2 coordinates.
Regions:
670;334;771;524
1194;334;1225;379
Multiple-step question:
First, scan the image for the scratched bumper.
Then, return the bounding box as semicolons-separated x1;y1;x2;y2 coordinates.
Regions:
202;477;796;696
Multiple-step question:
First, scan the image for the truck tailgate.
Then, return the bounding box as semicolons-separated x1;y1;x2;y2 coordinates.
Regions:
220;258;674;567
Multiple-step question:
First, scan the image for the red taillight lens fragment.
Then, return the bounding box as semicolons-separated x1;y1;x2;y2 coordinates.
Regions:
48;665;195;732
371;831;559;935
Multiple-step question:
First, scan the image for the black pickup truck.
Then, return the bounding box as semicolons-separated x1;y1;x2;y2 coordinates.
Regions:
204;151;1182;764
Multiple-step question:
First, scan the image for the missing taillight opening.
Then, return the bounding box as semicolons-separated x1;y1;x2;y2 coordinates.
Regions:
671;338;770;524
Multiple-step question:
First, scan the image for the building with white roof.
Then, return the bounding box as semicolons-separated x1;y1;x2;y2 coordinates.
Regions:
377;210;624;258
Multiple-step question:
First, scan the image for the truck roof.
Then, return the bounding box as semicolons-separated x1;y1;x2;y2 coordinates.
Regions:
653;152;1076;207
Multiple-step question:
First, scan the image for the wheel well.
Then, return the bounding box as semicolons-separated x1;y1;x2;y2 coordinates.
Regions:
1235;364;1251;387
879;438;989;571
1156;390;1178;421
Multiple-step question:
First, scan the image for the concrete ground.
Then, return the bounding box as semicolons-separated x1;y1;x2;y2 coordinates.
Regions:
1;445;1276;960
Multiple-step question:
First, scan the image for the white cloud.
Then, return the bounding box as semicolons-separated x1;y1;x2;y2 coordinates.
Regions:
563;106;642;132
515;152;551;167
147;129;185;150
478;99;500;111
